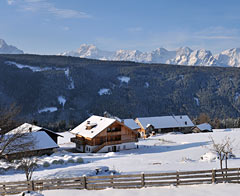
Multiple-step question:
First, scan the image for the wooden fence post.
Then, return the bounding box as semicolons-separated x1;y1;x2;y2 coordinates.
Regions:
141;172;145;187
31;181;35;191
238;168;240;183
27;181;31;192
176;171;180;186
3;184;6;195
111;173;114;188
83;175;87;189
212;169;216;184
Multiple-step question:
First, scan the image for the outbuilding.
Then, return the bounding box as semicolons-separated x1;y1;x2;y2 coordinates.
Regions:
135;115;194;137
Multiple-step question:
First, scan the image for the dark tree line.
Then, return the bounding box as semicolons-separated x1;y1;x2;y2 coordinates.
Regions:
193;113;240;129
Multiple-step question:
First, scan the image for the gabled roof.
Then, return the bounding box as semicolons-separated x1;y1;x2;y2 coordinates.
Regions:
70;115;116;138
136;115;194;129
2;131;59;155
123;119;140;130
196;123;212;131
8;123;63;137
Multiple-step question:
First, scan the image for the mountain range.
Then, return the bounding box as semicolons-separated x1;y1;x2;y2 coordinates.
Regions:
60;44;240;67
1;38;240;67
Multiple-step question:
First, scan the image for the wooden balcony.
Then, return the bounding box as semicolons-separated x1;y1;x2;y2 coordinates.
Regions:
71;137;85;145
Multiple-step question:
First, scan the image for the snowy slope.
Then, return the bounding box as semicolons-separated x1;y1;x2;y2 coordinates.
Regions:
18;184;240;196
2;128;240;182
60;44;240;67
0;39;23;54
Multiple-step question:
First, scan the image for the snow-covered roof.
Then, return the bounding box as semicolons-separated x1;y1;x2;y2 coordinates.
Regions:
2;131;59;155
8;123;62;137
123;119;140;130
196;123;212;131
136;115;194;129
70;115;116;138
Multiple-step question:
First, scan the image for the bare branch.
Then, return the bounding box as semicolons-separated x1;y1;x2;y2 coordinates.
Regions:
17;157;38;181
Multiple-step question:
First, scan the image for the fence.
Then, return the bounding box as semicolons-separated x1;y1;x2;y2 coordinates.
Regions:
1;167;240;195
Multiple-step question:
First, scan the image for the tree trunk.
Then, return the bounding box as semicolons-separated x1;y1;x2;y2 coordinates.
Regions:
220;154;224;178
225;154;228;180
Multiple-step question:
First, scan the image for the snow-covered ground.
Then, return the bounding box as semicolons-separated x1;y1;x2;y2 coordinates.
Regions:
58;96;66;107
5;61;75;90
14;184;240;196
5;61;52;72
144;82;149;88
1;129;240;183
118;76;130;83
194;97;200;106
38;107;58;113
98;88;111;95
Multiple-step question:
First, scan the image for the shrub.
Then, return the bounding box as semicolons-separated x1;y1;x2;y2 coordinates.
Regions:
58;159;64;165
51;160;59;165
67;159;75;164
43;162;50;168
76;157;83;164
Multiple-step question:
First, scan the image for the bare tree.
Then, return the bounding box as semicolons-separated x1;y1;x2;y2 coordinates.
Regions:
0;132;35;158
0;104;35;158
210;136;235;177
222;137;235;172
0;104;20;132
18;157;38;181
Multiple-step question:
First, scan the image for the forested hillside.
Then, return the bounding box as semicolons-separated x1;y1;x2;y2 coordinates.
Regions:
0;54;240;126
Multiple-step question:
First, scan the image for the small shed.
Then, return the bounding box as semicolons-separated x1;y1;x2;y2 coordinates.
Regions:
192;123;212;133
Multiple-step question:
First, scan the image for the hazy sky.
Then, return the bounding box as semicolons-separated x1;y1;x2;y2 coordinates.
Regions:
1;0;240;54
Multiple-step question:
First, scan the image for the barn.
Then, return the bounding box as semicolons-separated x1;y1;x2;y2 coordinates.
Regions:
9;123;63;144
135;115;194;137
1;131;59;160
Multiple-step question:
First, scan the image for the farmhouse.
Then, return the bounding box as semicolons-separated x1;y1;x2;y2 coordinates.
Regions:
70;115;138;153
135;115;194;137
192;123;212;133
8;123;63;144
1;131;59;160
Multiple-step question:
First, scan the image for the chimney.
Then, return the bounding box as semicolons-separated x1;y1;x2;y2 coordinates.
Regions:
86;121;91;130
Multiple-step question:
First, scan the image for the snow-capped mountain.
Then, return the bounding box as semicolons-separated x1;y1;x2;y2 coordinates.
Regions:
214;48;240;67
60;44;113;60
0;39;24;54
60;44;240;67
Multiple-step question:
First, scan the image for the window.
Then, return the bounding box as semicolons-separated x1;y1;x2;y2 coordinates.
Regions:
107;127;121;132
118;146;121;150
185;121;187;125
108;147;111;152
123;145;126;150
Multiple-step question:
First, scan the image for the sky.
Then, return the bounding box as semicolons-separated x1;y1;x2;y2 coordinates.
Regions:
0;0;240;54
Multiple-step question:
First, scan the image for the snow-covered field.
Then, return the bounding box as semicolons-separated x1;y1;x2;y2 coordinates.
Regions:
14;184;240;196
1;129;240;184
